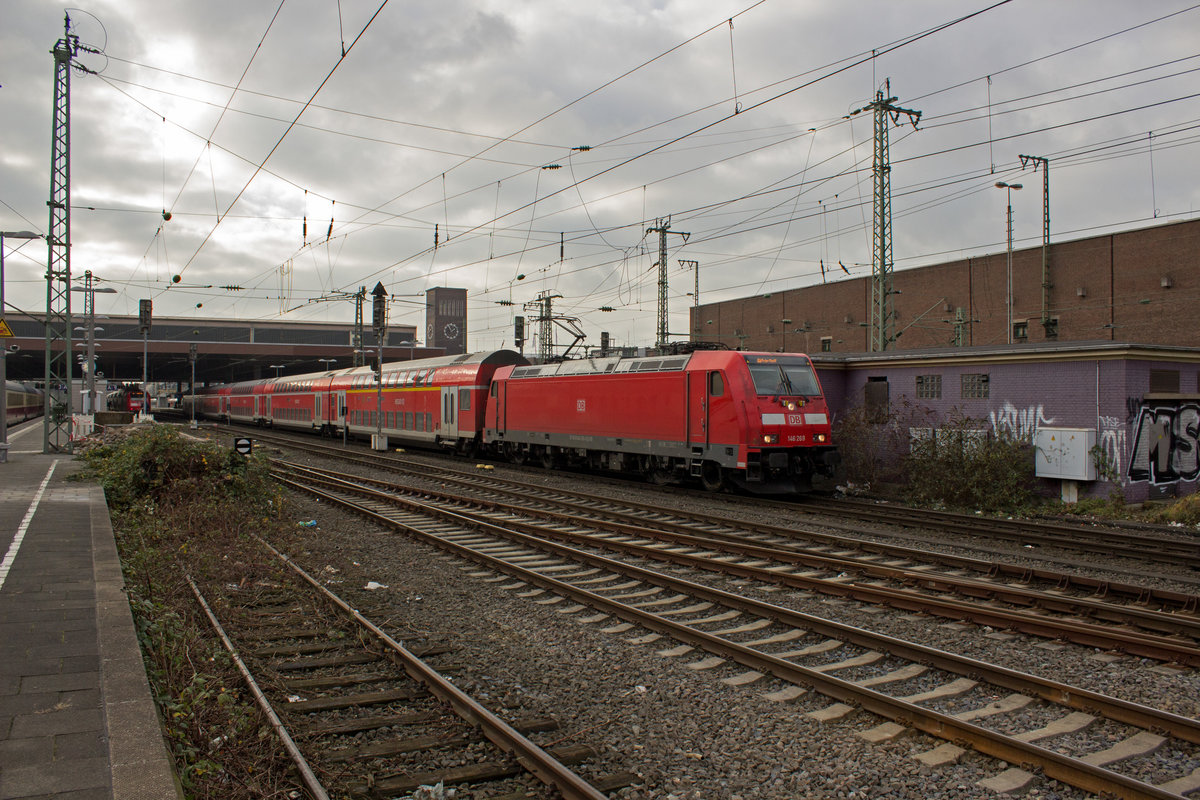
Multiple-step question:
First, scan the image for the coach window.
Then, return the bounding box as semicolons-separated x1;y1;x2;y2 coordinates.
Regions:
709;371;724;397
459;388;471;411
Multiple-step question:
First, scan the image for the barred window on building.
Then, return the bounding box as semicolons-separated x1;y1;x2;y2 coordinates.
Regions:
916;374;942;399
961;373;990;399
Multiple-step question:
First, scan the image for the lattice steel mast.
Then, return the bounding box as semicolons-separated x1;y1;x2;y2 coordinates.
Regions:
646;217;688;351
857;82;920;352
44;15;96;452
1019;154;1051;334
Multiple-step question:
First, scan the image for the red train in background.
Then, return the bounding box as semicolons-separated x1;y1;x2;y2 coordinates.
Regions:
189;348;838;493
107;385;148;413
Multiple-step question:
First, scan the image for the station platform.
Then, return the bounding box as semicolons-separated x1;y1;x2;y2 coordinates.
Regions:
0;420;180;799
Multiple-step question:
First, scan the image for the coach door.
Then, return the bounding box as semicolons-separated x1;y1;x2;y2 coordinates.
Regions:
440;386;456;435
314;392;322;424
689;371;719;448
337;391;347;425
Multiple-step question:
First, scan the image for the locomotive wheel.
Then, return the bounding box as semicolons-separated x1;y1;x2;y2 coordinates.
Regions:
505;443;527;465
699;460;726;492
645;456;673;485
540;447;559;469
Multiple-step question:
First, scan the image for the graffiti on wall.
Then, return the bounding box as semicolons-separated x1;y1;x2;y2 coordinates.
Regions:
1097;416;1127;479
1127;403;1200;484
988;402;1054;440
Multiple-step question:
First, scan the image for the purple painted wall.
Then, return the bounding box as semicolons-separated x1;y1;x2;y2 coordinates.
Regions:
814;345;1200;504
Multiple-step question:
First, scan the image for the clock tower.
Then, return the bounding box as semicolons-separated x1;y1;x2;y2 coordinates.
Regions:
425;287;467;356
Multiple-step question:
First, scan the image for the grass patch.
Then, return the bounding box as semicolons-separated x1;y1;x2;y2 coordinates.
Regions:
77;425;299;798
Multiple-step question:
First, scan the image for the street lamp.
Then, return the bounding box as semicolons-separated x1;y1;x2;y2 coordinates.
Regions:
318;358;336;371
995;181;1023;344
70;271;116;415
398;340;417;361
269;364;285;378
1;230;44;463
188;343;198;429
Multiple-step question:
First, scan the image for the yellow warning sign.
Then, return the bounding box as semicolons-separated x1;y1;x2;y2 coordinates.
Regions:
0;318;13;337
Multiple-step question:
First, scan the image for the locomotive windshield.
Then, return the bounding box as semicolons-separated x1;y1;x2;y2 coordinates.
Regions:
744;356;821;396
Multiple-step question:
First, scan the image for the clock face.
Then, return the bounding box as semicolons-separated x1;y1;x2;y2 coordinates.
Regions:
426;323;434;341
443;322;460;340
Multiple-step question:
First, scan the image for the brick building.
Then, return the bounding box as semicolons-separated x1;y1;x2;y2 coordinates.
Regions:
690;217;1199;353
688;217;1200;504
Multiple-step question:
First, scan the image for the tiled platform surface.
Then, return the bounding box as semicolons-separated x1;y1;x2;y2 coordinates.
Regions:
1;422;180;800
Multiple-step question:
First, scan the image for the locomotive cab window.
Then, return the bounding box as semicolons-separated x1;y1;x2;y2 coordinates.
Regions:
709;372;724;397
745;357;821;396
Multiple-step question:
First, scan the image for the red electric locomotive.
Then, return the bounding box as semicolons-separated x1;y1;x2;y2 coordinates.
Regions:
483;349;837;493
107;385;148;413
195;347;837;493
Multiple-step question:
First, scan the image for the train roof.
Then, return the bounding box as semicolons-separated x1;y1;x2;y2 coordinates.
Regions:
507;350;815;380
216;349;527;389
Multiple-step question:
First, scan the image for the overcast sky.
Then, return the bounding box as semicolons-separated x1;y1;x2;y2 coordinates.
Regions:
2;0;1198;352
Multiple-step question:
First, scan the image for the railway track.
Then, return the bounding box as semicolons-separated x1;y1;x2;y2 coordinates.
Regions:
270;460;1200;800
220;423;1200;586
272;457;1200;662
222;423;1200;661
185;531;627;798
793;496;1200;570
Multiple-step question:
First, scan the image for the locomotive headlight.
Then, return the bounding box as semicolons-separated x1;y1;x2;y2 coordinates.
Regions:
815;433;827;443
785;401;797;411
763;434;778;444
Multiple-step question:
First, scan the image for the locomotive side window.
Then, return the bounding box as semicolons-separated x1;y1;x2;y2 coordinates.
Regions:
709;372;724;397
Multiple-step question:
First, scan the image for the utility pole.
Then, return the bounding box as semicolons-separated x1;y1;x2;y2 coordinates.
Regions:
646;217;689;351
679;259;699;305
139;298;152;418
370;282;387;450
44;15;95;452
352;286;365;366
524;290;585;362
854;81;920;352
529;291;560;362
1019;154;1051;335
188;342;198;429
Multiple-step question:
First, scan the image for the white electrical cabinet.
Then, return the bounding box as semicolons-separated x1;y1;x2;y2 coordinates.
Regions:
1034;427;1098;481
